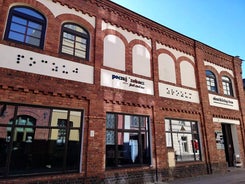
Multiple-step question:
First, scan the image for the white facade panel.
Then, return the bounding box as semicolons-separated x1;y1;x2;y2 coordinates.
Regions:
37;0;95;27
158;83;199;103
0;44;94;84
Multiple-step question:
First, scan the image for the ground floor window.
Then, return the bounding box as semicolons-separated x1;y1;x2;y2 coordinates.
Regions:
0;102;83;178
106;113;151;168
165;118;201;162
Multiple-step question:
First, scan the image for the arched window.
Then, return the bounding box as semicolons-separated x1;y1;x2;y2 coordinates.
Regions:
222;76;233;96
4;6;46;48
206;70;217;92
61;23;90;60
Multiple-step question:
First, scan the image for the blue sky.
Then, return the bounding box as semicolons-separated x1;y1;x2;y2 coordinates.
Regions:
111;0;245;78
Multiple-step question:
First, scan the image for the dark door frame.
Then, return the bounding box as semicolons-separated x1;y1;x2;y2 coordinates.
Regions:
222;123;234;167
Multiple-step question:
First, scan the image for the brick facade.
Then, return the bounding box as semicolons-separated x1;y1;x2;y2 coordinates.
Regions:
0;0;245;183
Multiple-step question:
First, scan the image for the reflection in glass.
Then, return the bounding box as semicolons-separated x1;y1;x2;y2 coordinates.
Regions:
5;6;46;48
106;113;150;168
61;23;89;59
165;119;201;162
0;103;83;178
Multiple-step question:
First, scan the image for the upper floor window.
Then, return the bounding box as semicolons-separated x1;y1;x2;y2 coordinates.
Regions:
222;76;233;96
4;6;46;48
61;23;89;60
206;70;217;92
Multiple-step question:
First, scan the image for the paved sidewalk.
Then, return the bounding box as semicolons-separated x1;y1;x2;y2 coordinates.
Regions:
150;167;245;184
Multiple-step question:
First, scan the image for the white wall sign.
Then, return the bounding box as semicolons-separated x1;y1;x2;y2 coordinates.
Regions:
0;44;94;84
158;83;200;103
101;69;154;95
209;94;239;110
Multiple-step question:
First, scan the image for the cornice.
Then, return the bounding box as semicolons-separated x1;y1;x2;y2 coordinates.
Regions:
96;0;194;47
161;107;201;115
104;99;153;109
196;41;233;62
53;0;194;50
0;84;89;101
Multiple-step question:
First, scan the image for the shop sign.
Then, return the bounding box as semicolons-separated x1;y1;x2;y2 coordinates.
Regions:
158;83;200;103
209;94;239;110
101;69;154;95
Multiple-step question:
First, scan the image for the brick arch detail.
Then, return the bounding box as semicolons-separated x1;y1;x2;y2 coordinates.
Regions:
175;56;194;86
128;40;152;75
156;49;177;84
102;29;128;46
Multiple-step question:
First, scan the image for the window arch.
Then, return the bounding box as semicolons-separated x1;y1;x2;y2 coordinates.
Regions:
180;61;196;88
4;6;46;48
206;70;217;92
60;23;90;60
158;53;176;83
222;76;233;96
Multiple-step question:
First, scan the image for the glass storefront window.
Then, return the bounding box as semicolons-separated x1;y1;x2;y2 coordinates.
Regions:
165;118;201;162
0;103;83;178
106;113;151;168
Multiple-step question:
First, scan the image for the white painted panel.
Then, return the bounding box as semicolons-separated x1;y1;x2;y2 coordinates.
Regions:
213;117;240;125
180;61;196;88
158;83;199;103
37;0;95;27
103;35;125;71
0;44;94;84
209;94;239;110
132;45;151;77
101;69;154;95
158;53;176;83
102;21;151;47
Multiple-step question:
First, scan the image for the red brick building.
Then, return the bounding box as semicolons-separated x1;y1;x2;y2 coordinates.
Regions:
0;0;245;183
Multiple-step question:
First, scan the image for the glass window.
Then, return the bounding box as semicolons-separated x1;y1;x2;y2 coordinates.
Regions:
165;119;201;162
106;113;151;168
0;103;83;178
4;6;46;48
222;76;233;96
61;23;90;60
206;70;217;92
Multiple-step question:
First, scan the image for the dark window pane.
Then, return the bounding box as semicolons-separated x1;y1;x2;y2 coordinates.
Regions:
26;36;40;46
9;31;25;42
27;28;41;38
0;103;83;177
10;23;26;33
28;21;42;30
106;113;151;168
12;16;27;25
